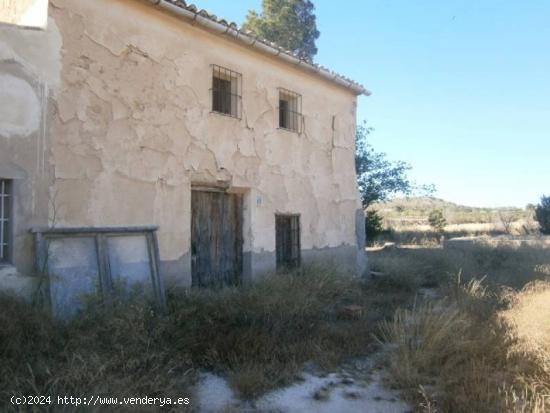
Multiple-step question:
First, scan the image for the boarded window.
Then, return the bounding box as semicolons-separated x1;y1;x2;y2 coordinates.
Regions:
32;226;166;319
279;88;302;133
48;237;100;319
0;179;12;264
107;235;154;296
276;214;301;270
212;65;242;118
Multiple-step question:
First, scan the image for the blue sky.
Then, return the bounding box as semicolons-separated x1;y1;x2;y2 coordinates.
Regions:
193;1;550;208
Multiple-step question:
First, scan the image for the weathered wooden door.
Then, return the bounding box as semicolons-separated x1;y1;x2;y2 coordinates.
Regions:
275;214;301;270
191;190;243;287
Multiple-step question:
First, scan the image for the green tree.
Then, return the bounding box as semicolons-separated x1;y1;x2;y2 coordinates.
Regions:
355;122;434;241
242;0;320;60
535;195;550;235
355;122;434;208
428;209;446;233
365;209;384;239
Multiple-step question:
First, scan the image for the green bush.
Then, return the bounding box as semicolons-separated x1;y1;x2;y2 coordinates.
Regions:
365;209;384;240
428;209;446;233
535;195;550;235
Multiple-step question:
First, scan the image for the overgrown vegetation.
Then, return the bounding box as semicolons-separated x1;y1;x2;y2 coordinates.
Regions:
3;241;549;412
0;295;193;412
371;242;550;412
370;241;550;289
0;267;416;409
164;269;384;398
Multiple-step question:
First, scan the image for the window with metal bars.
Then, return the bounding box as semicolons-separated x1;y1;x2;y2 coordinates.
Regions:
211;64;242;118
0;179;12;264
278;88;302;133
275;214;301;270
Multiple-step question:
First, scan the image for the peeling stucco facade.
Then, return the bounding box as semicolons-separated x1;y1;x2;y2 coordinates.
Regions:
0;0;367;294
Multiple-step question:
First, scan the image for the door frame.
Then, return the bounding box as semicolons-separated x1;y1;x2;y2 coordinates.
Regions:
190;187;244;287
275;213;301;271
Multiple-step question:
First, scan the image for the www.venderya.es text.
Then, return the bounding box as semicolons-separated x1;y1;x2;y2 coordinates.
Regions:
11;395;191;407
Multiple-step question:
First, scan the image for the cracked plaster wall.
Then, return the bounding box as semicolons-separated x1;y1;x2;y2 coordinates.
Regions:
2;0;366;290
0;14;60;295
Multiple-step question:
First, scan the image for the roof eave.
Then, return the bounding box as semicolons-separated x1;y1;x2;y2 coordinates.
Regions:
146;0;371;96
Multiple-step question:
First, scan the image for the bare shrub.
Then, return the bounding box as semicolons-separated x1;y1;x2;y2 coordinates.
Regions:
498;210;517;234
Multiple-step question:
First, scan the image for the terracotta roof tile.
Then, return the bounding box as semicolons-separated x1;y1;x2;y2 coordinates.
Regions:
153;0;370;95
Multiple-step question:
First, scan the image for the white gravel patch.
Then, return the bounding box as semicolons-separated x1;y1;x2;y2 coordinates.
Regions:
195;359;409;413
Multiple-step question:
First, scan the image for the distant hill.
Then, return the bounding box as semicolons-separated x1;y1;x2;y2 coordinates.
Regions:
371;197;528;226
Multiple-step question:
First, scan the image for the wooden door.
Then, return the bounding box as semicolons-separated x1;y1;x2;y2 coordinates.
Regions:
191;190;243;287
275;214;301;270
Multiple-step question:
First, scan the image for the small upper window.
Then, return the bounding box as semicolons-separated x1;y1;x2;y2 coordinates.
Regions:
212;65;242;119
0;179;12;264
279;89;302;133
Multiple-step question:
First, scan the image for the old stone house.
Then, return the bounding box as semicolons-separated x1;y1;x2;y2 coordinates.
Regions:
0;0;369;313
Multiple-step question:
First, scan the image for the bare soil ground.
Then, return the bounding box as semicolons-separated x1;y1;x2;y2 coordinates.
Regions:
196;359;409;413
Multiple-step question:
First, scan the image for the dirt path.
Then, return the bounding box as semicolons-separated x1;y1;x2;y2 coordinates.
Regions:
195;356;410;413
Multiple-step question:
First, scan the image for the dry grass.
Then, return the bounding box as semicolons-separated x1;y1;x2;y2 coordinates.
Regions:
3;240;548;412
373;241;550;413
0;295;195;412
0;266;417;409
502;282;550;374
370;220;544;248
164;267;413;398
370;227;508;247
370;242;550;289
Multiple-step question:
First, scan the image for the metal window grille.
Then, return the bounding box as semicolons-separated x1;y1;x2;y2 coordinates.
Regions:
276;214;301;270
278;88;302;133
211;64;242;119
0;179;12;263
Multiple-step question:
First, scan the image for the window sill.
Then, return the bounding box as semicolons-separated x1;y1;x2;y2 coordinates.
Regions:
210;111;241;120
277;127;301;135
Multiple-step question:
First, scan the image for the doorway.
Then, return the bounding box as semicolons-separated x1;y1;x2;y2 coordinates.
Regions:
191;190;243;287
275;214;301;270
